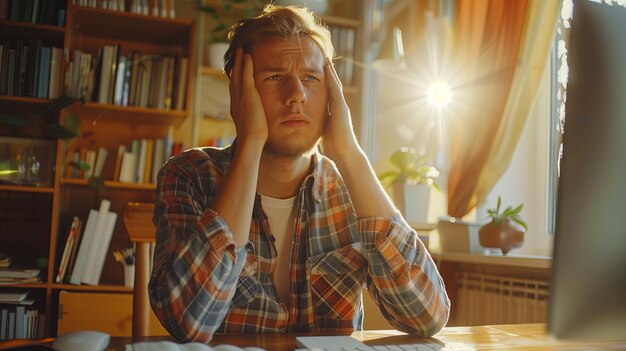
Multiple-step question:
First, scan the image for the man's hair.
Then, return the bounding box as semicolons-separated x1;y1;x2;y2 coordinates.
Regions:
223;4;334;78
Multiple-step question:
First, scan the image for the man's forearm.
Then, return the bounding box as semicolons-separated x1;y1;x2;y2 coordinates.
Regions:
332;147;397;219
212;140;263;247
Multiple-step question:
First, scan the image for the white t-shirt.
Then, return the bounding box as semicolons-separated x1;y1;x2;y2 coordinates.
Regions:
259;194;296;306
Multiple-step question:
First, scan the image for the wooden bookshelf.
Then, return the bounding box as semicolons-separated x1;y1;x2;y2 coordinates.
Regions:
0;0;195;338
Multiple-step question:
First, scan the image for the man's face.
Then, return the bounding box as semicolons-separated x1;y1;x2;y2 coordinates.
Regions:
250;35;328;157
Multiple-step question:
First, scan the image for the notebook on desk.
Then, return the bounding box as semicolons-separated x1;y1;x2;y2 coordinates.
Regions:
295;336;451;351
126;341;267;351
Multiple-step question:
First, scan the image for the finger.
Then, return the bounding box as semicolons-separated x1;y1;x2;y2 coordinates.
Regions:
324;57;344;101
242;53;255;91
229;48;243;120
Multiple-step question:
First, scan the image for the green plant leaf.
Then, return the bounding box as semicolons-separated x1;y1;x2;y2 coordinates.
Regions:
46;123;80;140
88;176;105;194
377;171;398;189
512;217;528;231
211;23;228;33
69;161;91;171
38;96;80;117
0;114;27;126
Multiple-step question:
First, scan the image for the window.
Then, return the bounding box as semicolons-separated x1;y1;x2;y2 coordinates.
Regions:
547;0;571;234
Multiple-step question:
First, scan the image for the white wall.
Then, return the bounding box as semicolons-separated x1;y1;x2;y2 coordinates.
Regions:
476;60;554;256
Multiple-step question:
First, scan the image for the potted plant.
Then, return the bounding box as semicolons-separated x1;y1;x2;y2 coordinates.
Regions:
190;0;265;69
377;147;440;223
478;196;528;255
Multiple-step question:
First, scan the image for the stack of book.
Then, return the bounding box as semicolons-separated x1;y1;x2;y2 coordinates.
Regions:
55;199;118;286
0;268;41;284
73;0;176;18
1;0;66;26
0;40;65;99
64;45;189;111
0;291;43;340
63;128;183;184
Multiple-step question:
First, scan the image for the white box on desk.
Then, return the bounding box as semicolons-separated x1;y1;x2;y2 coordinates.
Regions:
437;216;484;253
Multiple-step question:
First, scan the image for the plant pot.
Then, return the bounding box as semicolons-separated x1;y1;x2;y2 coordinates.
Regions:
478;219;525;255
208;42;229;70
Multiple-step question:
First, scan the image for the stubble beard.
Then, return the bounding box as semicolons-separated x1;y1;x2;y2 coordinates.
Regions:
263;133;321;158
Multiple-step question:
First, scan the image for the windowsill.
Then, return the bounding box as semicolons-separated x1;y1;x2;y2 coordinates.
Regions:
430;250;552;269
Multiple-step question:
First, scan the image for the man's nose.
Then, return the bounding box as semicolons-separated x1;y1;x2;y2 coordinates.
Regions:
284;77;307;105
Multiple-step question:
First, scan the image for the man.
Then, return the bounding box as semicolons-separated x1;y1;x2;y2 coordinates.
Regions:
149;5;450;342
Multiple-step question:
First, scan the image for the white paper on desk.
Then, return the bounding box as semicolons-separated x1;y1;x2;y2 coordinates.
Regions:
126;341;214;351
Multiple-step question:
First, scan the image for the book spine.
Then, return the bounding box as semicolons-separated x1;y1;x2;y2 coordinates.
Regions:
80;199;111;285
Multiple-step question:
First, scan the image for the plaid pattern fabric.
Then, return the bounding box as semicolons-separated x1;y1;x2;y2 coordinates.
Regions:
149;143;450;342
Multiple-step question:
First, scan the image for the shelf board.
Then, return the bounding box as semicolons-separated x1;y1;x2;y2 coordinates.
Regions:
0;96;56;115
72;6;194;47
0;282;48;289
61;178;156;190
67;102;187;126
0;184;55;193
53;283;132;293
0;19;65;43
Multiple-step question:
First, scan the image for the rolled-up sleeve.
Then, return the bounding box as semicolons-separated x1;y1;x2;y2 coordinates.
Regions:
149;152;246;342
358;212;450;336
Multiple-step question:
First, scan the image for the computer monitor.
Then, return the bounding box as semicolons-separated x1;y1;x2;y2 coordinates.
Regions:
548;0;626;340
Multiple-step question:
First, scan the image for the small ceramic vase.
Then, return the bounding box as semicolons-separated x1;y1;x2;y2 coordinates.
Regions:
478;219;525;255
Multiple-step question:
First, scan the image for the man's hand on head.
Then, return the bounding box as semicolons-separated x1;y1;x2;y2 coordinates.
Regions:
320;57;361;163
229;48;268;148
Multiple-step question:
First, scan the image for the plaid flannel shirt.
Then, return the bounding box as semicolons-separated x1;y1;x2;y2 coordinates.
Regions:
149;144;450;342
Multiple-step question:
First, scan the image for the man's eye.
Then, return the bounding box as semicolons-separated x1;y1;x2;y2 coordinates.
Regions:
303;75;320;82
266;75;282;81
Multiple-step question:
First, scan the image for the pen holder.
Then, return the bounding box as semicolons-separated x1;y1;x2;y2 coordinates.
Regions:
124;264;135;288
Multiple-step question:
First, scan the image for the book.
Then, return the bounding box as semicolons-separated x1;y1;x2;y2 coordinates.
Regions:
151;138;164;184
68;209;98;285
0;268;40;279
135;139;147;184
78;51;92;98
0;291;29;303
83;149;96;179
97;45;115;104
113;54;127;105
107;45;119;104
65;217;84;282
175;57;188;110
48;46;63;99
80;199;112;285
0;253;11;268
55;216;80;283
37;46;51;99
82;211;117;285
93;146;108;178
119;151;136;183
0;309;6;340
143;138;153;184
113;144;126;181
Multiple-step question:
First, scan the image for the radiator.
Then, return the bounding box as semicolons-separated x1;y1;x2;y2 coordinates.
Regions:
455;272;549;326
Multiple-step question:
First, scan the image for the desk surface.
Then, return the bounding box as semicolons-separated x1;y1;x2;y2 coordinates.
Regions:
1;323;625;351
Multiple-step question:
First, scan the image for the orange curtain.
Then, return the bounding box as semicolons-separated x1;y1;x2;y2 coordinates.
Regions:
446;0;528;218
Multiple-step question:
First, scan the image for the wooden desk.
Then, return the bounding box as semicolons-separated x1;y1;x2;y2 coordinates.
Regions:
1;324;625;350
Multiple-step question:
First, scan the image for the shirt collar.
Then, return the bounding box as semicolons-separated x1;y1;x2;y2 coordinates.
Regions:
226;140;328;203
